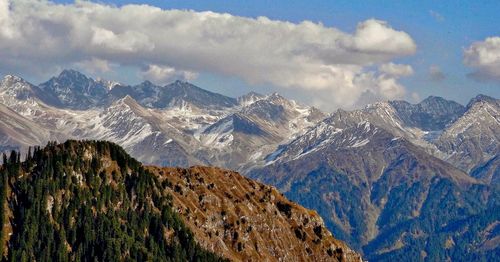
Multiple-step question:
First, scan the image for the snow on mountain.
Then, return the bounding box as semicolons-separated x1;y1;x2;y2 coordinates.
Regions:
389;96;465;131
0;75;60;115
0;103;59;149
108;80;238;110
39;69;108;109
2;70;495;261
435;95;500;172
0;70;497;176
248;108;482;261
81;95;204;167
237;91;266;106
268;121;379;165
96;78;121;90
197;92;326;170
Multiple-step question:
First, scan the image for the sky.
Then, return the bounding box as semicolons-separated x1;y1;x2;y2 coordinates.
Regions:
0;0;499;111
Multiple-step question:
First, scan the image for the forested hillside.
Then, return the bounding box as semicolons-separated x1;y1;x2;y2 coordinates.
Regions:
0;140;225;261
0;140;361;262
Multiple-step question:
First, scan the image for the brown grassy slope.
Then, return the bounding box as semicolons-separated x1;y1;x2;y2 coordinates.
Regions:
147;165;362;262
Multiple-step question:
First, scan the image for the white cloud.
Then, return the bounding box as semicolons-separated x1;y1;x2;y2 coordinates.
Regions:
379;63;414;77
428;65;445;81
464;37;500;82
345;19;416;56
76;57;112;73
0;0;417;109
140;64;198;85
0;0;15;38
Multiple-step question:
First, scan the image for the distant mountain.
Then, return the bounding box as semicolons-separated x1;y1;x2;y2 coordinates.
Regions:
470;155;499;185
109;80;238;110
249;102;498;260
0;140;361;261
198;93;325;170
0;70;498;261
0;75;62;113
83;95;203;167
0;70;324;171
39;69;108;109
0;103;57;149
389;96;465;131
435;95;499;172
237;91;266;106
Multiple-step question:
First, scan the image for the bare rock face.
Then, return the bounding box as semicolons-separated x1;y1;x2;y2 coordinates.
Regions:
147;166;362;262
249;97;499;261
0;71;325;172
389;96;465;131
435;95;500;172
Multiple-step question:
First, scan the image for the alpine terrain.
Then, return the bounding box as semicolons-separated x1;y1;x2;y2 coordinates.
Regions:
0;70;498;261
0;140;361;261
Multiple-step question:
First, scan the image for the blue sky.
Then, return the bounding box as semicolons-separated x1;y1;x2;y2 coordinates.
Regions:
3;0;500;109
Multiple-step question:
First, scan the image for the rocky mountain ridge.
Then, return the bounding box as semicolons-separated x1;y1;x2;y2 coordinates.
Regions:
249;94;499;260
0;71;324;171
0;140;362;261
0;70;498;261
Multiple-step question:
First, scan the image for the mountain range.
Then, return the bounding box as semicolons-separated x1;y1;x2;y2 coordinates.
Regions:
0;70;498;261
0;140;361;261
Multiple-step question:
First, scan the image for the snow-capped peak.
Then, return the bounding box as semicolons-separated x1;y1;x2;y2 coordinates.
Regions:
96;78;121;90
238;91;266;106
0;74;37;96
1;74;29;86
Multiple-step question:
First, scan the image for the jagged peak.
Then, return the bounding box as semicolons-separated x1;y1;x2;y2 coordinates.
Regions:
420;95;447;105
1;74;30;86
389;95;463;108
364;100;393;111
96;78;121;90
466;94;499;109
238;91;265;100
263;92;289;104
166;79;200;91
41;69;100;89
237;91;266;106
114;94;142;107
58;69;89;79
419;95;464;108
422;95;446;101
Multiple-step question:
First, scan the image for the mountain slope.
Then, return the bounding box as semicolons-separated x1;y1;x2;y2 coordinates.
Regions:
0;71;327;171
0;140;224;261
109;80;238;110
148;165;361;261
82;95;204;167
435;95;500;172
249;111;497;261
470;155;500;185
0;140;361;261
199;93;325;171
0;103;59;151
39;69;108;109
389;96;465;131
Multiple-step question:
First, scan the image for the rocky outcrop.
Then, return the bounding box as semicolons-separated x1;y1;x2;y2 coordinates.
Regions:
148;166;361;262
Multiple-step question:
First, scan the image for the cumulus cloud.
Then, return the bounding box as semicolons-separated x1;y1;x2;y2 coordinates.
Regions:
0;0;417;109
464;37;500;82
428;65;446;81
345;20;416;56
379;63;414;77
76;57;112;73
140;65;198;85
